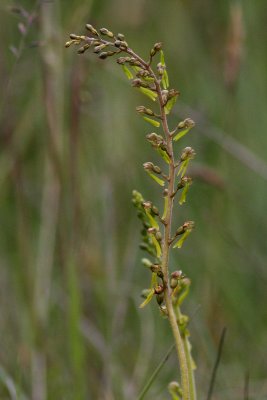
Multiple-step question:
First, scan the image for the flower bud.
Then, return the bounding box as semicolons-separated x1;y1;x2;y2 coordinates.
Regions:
142;201;152;209
153;42;163;52
141;258;153;268
155;231;162;241
99;27;114;38
69;33;80;40
93;43;108;53
136;106;154;116
180;147;196;161
117;33;125;41
85;24;98;36
178;118;195;130
154;285;164;295
98;52;108;59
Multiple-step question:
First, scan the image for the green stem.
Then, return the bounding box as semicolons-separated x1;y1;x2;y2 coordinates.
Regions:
117;45;191;400
128;52;191;398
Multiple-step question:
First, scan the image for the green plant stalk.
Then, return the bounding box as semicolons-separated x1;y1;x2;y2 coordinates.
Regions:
126;49;191;399
66;30;195;399
174;305;197;400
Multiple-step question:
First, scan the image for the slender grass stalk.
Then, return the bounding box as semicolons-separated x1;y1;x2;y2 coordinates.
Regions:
137;343;175;400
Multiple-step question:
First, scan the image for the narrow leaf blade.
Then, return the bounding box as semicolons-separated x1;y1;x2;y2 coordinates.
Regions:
139;289;154;308
122;65;133;79
143;117;160;127
139;87;157;102
145;170;165;186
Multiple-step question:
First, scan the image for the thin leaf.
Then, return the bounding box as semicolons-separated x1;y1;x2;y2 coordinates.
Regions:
160;50;169;89
173;229;192;249
150;272;157;288
179;182;191;205
145;170;165;186
151;234;162;257
139;87;157;101
160;50;165;65
164;95;178;114
122;65;133;79
143;117;160;127
177;159;189;178
162;196;168;220
162;69;169;89
157;147;170;164
173;128;191;142
139;288;154;308
145;209;159;229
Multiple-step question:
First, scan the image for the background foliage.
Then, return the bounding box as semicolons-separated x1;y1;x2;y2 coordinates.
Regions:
0;0;267;399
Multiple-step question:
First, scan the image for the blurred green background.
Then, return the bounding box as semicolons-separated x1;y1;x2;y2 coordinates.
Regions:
1;0;267;399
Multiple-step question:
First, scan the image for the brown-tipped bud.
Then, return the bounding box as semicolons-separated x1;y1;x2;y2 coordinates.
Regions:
114;40;128;50
181;277;191;287
98;52;108;59
86;24;98;36
152;206;159;215
99;28;114;38
77;44;90;54
143;161;153;171
136;69;151;78
143;162;161;174
147;227;157;234
146;133;164;147
170;271;183;288
171;270;183;279
142;201;152;210
132;78;142;88
180;147;196;161
150;48;156;57
154;42;163;52
154;285;164;295
116;57;127;65
168;89;180;98
150;263;161;274
128;57;142;67
170;278;178;289
175;221;195;237
117;33;125;41
93;43;107;53
177;176;192;190
69;33;80;40
163;188;168;197
156;292;164;305
178;118;195;130
157;62;165;76
136;106;154;116
155;231;162;241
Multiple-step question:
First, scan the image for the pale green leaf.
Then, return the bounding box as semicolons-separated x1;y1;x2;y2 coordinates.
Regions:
150;272;157;288
157;147;170;164
121;65;133;80
145;170;165;186
139;87;157;101
164;95;178;114
151;234;162;257
162;69;169;89
143;117;160;127
139;288;154;308
173;128;191;142
162;196;168;220
173;229;192;249
177;159;189;178
179;183;191;205
160;50;165;66
145;209;159;229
